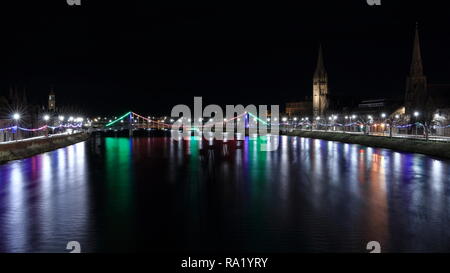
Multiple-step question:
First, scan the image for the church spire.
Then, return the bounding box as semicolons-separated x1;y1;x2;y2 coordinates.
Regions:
312;44;329;117
314;44;327;80
410;22;424;76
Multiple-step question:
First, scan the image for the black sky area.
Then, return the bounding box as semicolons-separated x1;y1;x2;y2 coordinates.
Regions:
0;1;449;116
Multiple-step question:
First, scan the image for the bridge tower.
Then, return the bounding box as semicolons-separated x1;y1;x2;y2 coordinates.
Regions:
129;112;133;137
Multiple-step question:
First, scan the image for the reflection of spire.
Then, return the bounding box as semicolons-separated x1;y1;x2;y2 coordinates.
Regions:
314;44;327;80
410;22;424;76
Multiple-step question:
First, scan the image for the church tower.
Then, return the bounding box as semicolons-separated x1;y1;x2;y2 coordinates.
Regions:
405;23;427;118
313;45;329;117
48;88;56;112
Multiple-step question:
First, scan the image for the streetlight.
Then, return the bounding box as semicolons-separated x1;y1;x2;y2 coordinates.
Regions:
43;115;50;121
59;116;65;121
11;113;20;141
381;113;387;118
414;112;420;137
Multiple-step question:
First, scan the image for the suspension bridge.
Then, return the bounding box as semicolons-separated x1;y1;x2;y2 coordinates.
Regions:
94;111;271;137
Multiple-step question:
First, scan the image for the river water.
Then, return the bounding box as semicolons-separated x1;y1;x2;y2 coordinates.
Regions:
0;135;450;253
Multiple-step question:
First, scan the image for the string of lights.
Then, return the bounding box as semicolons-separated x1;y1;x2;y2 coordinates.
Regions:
0;124;82;132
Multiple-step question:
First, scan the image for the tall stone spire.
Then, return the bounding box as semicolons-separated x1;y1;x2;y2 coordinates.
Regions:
405;23;427;117
314;44;327;80
410;23;424;76
312;44;329;117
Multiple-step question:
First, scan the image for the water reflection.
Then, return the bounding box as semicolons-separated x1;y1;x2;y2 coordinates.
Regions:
0;142;89;252
0;136;450;252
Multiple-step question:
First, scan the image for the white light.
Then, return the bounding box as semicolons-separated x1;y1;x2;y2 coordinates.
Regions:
368;115;373;120
12;113;20;120
69;116;74;121
59;116;65;121
170;119;174;123
381;113;387;118
282;117;288;122
352;115;357;119
395;115;400;119
267;118;271;122
414;111;420;117
316;117;320;121
293;118;298;121
43;115;50;121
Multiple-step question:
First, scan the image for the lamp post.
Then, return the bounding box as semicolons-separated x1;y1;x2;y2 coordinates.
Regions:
351;115;357;133
12;113;20;141
366;115;373;135
44;115;50;137
380;113;387;136
414;111;420;137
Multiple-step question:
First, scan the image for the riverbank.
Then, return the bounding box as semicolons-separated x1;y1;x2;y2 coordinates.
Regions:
286;130;450;159
0;132;90;163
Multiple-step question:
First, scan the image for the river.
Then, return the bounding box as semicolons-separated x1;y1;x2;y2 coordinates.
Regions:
0;135;449;252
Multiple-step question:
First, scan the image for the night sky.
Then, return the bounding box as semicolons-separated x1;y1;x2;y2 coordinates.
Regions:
0;1;449;116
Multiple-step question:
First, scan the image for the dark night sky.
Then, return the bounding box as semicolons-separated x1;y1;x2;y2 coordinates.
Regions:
0;1;449;116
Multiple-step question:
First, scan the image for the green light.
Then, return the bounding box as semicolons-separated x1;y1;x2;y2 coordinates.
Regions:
105;111;131;127
247;112;268;125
